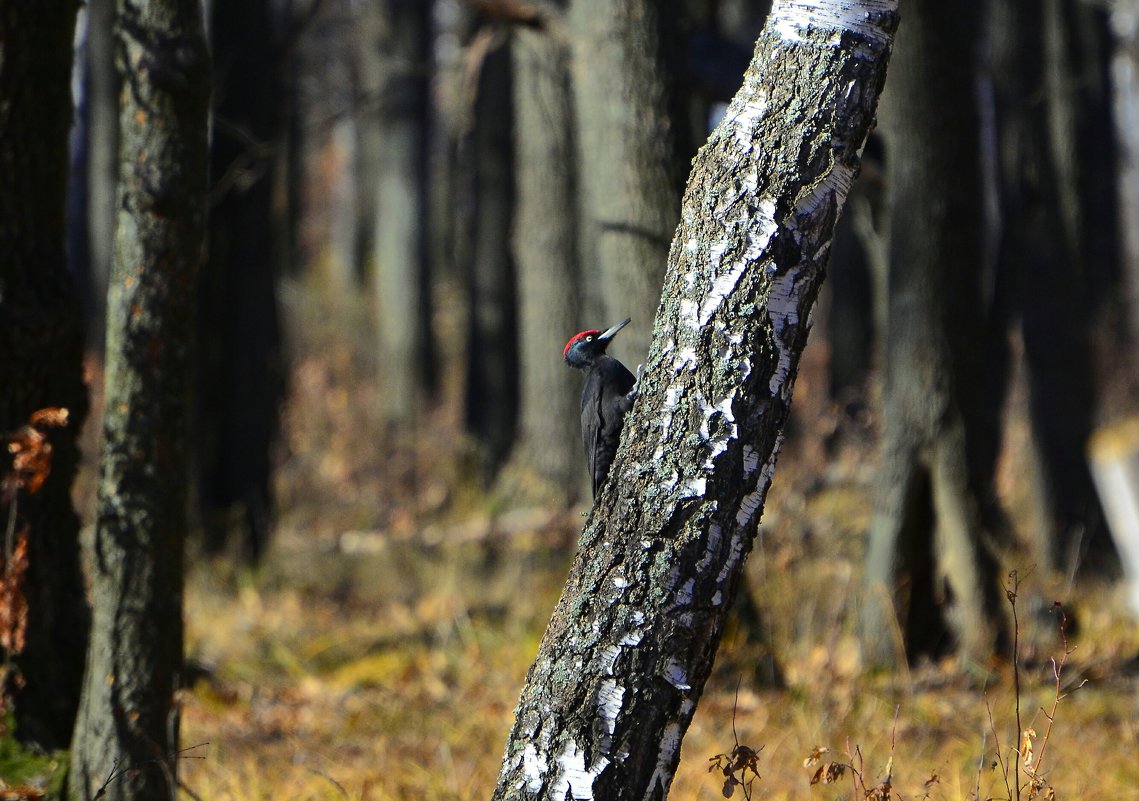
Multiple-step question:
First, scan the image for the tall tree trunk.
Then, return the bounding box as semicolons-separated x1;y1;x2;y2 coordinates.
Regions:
371;0;436;425
198;0;286;562
860;0;1006;668
508;15;582;497
0;0;89;750
990;0;1111;575
464;31;519;480
492;2;897;798
69;0;210;797
570;0;680;366
85;0;120;348
1112;0;1139;350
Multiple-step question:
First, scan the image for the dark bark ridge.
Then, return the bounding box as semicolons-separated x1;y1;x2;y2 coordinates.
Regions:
492;3;898;800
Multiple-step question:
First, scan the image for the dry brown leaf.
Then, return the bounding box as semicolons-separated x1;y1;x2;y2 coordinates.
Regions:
29;407;68;429
0;529;30;655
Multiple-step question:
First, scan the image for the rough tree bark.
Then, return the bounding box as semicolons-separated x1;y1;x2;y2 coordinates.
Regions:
0;0;89;750
491;3;898;799
570;0;681;364
860;0;1006;667
508;12;583;497
69;0;210;797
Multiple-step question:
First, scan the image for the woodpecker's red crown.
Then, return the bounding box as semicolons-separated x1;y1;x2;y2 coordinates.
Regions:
563;329;600;359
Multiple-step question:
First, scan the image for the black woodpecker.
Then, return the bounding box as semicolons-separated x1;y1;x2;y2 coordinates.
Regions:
564;318;637;497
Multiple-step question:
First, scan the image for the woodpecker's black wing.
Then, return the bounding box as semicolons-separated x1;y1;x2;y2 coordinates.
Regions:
581;355;636;497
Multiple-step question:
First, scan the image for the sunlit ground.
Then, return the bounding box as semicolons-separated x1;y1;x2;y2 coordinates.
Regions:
169;279;1139;799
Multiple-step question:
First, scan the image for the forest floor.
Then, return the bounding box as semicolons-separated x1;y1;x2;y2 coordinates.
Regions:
90;280;1139;799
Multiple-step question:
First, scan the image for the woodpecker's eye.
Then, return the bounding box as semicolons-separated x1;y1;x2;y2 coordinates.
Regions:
585;335;594;341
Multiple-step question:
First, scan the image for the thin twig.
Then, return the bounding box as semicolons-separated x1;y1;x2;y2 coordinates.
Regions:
1007;570;1023;801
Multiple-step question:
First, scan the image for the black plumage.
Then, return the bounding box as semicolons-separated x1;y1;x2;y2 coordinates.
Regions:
564;319;636;497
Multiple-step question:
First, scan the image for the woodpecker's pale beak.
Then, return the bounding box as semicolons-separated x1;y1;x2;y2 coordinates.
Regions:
597;318;631;343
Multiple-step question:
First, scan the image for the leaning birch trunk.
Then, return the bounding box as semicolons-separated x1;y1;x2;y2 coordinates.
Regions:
491;3;899;800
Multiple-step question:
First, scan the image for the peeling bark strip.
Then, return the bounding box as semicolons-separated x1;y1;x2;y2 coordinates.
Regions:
492;3;898;800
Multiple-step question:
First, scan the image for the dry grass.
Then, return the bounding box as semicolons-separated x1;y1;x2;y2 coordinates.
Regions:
167;279;1139;800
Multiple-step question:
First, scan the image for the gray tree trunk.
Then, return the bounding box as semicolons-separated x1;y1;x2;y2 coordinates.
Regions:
0;0;89;750
989;0;1111;575
508;16;583;497
570;0;680;366
464;32;519;480
69;0;210;797
860;0;1007;667
371;0;436;425
1113;0;1139;348
86;0;119;347
198;0;286;562
1032;0;1115;571
491;2;898;798
1114;1;1139;351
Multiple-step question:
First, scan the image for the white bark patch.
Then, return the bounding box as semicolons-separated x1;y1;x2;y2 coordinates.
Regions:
673;346;699;372
769;0;895;48
709;238;731;263
598;643;621;675
766;264;804;397
748;201;779;256
676;577;696;606
683;475;707;497
552;740;611;801
716;529;749;586
733;435;786;528
619;627;644;647
679;298;700;329
794;161;856;221
697;522;724;572
655;386;686;461
663;659;691;690
729;93;769;148
597;679;625;735
699;259;748;327
699;394;738;469
736;485;765;527
642;699;695;801
521;743;549;794
742;444;760;476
